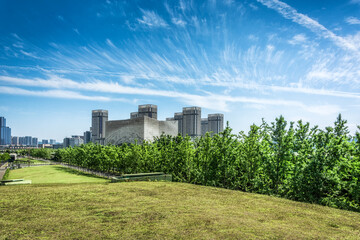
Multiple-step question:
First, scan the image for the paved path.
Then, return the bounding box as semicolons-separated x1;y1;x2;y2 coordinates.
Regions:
0;162;9;180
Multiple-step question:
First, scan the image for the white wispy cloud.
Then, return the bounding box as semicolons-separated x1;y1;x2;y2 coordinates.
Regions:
350;0;360;5
171;18;187;27
0;75;342;114
19;50;40;59
257;0;359;52
106;39;116;48
137;9;168;28
0;86;126;102
288;33;307;45
345;16;360;25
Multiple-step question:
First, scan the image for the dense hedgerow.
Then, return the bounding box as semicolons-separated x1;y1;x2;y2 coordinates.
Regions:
35;114;360;212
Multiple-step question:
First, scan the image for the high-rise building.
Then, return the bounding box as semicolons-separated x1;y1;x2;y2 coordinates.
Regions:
12;136;19;146
63;137;70;148
19;137;25;145
83;131;91;144
5;127;11;145
42;139;49;144
32;137;38;146
0;117;11;145
138;104;157;119
182;107;201;137
208;114;224;135
70;135;84;147
92;109;108;145
50;139;56;144
25;136;32;146
201;118;208;136
173;112;183;136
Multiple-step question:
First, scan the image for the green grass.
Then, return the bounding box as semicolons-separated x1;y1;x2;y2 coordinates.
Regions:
4;165;109;184
1;181;360;239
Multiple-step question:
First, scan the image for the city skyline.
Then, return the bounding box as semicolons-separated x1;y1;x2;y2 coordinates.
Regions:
1;0;360;140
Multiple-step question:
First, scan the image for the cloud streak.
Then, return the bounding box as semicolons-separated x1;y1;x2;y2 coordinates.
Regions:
0;75;342;115
257;0;359;52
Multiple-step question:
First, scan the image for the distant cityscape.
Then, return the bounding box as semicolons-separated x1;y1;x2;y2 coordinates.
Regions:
0;104;224;149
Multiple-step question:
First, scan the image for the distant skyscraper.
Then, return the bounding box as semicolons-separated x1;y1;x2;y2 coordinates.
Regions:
0;117;11;145
63;137;70;148
207;114;224;135
92;109;108;145
174;112;183;136
19;137;25;145
12;136;19;146
32;137;38;146
83;131;91;144
50;139;56;144
138;104;157;119
182;107;201;137
42;139;49;144
25;136;32;146
70;135;84;147
5;127;11;145
201;118;208;136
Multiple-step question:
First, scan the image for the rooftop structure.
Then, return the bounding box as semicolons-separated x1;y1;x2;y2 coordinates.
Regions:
138;104;157;120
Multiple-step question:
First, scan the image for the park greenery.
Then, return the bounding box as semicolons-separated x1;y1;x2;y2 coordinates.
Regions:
23;114;360;212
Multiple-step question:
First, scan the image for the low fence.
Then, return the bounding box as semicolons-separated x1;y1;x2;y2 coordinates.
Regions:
58;162;117;179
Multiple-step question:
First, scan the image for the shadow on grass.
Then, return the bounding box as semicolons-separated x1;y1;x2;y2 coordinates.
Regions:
53;166;108;180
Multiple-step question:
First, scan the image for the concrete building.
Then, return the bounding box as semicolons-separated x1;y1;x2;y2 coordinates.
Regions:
105;104;177;145
12;136;19;146
42;139;49;144
25;136;32;146
173;112;183;136
83;131;91;144
19;137;25;146
201;118;208;136
32;137;38;147
138;104;157;119
208;114;224;135
69;135;84;147
63;137;70;148
182;107;201;137
92;109;108;145
50;139;56;144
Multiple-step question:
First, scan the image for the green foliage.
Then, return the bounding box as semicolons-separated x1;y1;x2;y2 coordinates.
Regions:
51;114;360;212
0;152;10;161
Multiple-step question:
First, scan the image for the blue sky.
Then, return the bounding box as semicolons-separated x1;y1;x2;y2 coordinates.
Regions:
1;0;360;141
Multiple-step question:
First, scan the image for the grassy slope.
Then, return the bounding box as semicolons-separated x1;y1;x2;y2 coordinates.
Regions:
4;165;108;184
1;181;360;240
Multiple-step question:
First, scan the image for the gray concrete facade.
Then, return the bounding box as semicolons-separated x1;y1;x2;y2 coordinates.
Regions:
92;109;108;145
207;114;224;135
138;104;157;120
201;118;208;136
173;112;183;136
182;107;201;137
105;116;178;145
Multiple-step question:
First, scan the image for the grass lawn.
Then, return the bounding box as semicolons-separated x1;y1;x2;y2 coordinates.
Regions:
1;181;360;239
4;165;109;184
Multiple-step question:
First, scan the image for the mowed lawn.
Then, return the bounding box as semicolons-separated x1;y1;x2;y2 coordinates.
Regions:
4;165;109;184
1;180;360;239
